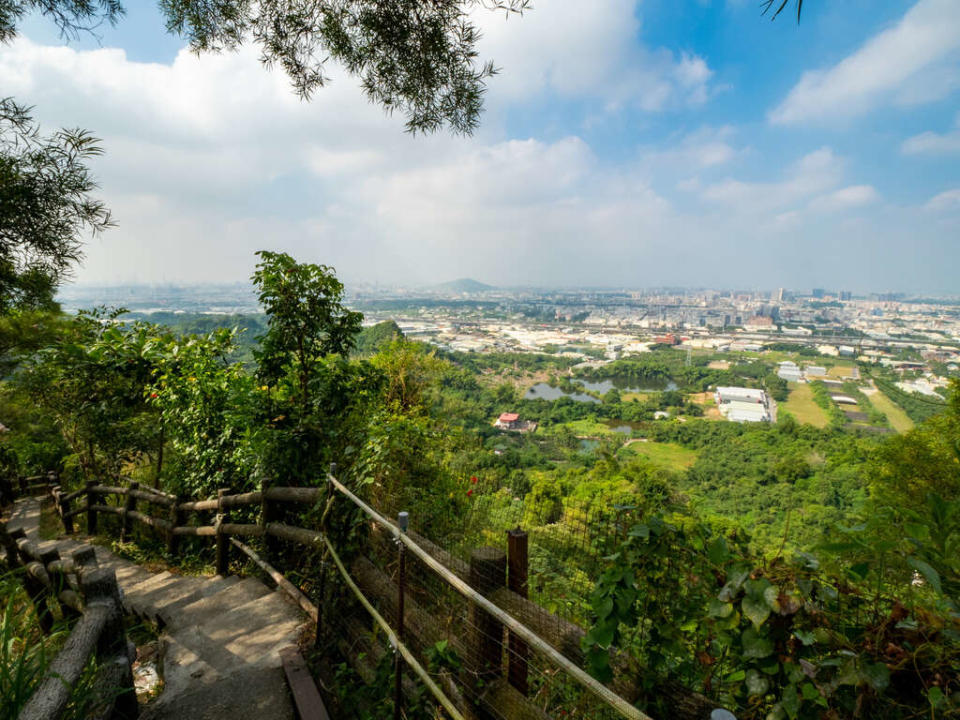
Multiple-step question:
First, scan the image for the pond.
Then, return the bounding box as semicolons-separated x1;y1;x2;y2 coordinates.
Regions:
604;420;644;435
524;376;677;403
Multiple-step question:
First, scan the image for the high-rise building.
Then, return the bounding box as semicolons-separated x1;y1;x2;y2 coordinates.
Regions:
812;288;826;299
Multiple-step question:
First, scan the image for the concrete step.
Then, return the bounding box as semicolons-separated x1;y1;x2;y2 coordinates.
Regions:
126;575;207;622
170;577;272;630
156;575;241;627
173;592;303;674
141;664;294;720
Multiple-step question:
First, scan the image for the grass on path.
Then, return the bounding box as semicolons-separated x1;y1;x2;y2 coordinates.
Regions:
781;383;829;428
869;389;915;433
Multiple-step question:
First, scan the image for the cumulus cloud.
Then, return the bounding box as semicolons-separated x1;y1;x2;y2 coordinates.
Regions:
477;0;715;112
700;147;844;210
809;185;880;212
925;188;960;212
644;126;739;171
902;112;960;155
769;0;960;125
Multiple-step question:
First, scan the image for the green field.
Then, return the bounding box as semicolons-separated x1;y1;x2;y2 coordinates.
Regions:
624;441;699;469
781;383;829;428
869;389;915;433
543;418;614;437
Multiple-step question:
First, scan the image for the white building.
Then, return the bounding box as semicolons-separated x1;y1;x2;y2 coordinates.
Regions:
714;387;771;422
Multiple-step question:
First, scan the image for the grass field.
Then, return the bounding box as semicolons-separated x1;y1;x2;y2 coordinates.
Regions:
781;383;829;428
543;419;614;436
869;389;915;433
624;441;699;469
828;365;855;378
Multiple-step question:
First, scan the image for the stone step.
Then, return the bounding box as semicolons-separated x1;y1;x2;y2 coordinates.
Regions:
156;575;242;627
141;664;294;720
126;575;207;622
173;592;303;674
170;577;273;630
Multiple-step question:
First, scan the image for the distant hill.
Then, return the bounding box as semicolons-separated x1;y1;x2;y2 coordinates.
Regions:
434;278;495;293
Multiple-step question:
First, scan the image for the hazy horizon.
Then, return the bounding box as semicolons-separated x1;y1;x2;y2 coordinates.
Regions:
7;0;959;294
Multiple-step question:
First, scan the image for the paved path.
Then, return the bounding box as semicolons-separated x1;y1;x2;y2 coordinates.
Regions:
7;498;306;720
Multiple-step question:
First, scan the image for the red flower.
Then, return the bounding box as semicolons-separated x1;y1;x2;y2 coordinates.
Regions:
149;392;158;399
471;475;478;484
466;489;473;497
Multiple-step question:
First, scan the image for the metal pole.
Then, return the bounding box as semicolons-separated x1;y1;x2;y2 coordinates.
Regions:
395;511;408;720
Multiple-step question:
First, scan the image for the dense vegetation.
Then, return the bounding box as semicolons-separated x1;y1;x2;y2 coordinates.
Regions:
0;254;957;718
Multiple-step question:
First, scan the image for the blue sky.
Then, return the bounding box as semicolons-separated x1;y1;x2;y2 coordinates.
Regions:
6;0;959;292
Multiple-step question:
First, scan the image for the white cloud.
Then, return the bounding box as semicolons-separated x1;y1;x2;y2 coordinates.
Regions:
902;112;960;155
925;188;960;212
644;126;739;171
769;0;960;125
700;147;844;210
2;30;956;292
477;0;715;112
809;185;879;212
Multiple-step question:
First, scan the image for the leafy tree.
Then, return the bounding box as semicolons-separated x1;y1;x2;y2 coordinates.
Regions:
148;328;255;494
251;251;370;484
1;0;530;134
0;99;111;312
15;309;166;480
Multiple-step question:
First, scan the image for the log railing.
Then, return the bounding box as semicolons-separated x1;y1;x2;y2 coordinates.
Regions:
41;469;730;720
42;470;670;720
0;520;137;720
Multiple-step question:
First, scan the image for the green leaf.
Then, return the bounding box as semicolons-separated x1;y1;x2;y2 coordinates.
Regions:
861;661;890;692
746;669;769;697
628;523;649;539
726;669;746;682
780;684;800;719
709;599;735;619
906;556;942;594
928;686;945;708
742;595;771;629
742;628;774;659
793;629;815;646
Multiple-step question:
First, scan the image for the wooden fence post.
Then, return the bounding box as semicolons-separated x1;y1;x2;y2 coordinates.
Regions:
506;528;530;696
121;481;137;543
167;493;183;558
86;481;98;535
215;488;230;576
0;520;20;568
260;477;279;560
468;547;506;685
9;527;54;634
81;568;138;719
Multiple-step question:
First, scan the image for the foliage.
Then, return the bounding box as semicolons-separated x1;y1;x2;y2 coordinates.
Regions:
15;308;167;481
353;320;404;356
148;328;255;494
0;99;111;312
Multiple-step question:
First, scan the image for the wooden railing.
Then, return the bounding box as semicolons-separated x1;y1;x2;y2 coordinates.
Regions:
0;519;137;720
41;470;671;720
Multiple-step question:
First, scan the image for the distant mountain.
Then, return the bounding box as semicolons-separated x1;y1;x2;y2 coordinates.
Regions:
434;278;495;293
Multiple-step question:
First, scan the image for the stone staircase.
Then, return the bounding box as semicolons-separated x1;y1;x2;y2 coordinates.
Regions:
7;497;307;720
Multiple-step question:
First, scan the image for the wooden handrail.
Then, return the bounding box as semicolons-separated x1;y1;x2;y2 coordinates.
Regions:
50;473;675;720
1;521;137;720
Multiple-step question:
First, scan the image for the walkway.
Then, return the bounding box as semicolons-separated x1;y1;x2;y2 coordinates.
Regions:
7;497;307;720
